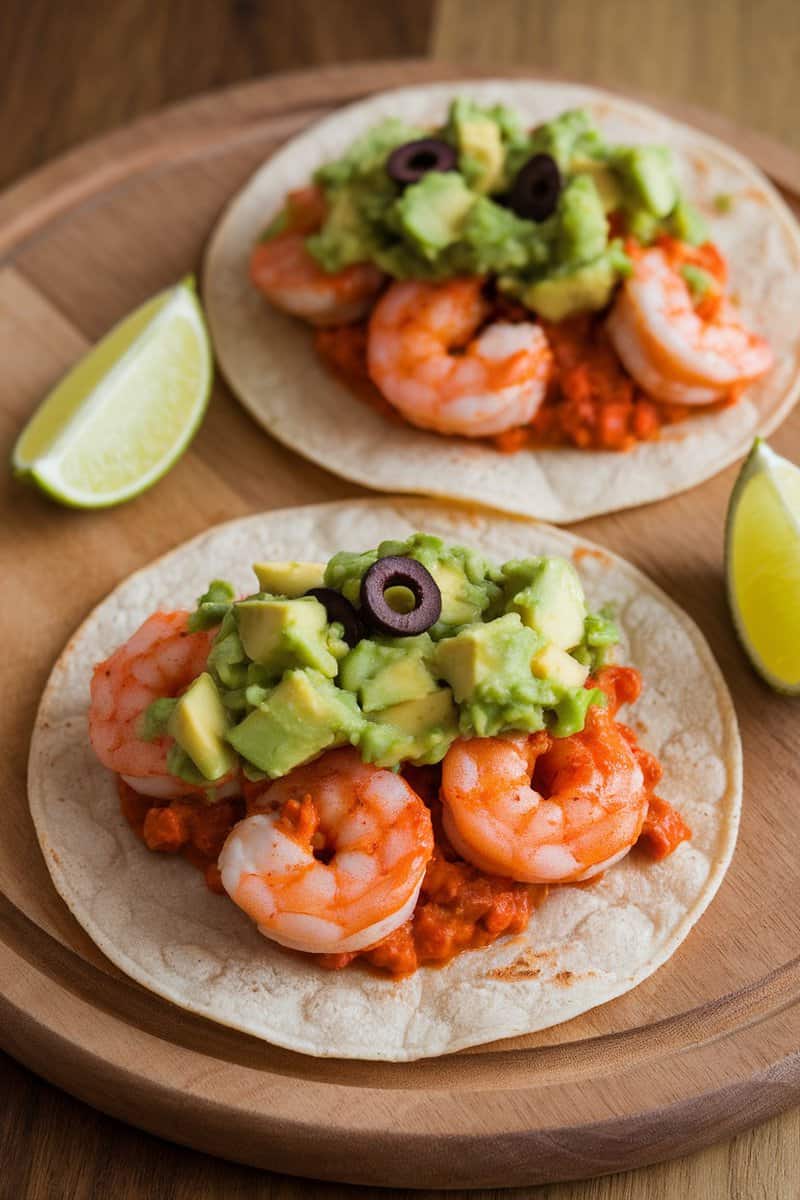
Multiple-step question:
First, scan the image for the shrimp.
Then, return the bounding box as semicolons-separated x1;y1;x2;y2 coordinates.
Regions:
606;245;773;404
440;679;647;884
367;278;553;437
219;747;434;954
89;611;235;800
249;185;384;327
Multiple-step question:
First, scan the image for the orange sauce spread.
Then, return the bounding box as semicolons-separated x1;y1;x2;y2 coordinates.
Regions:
312;236;738;454
119;781;245;894
119;665;690;978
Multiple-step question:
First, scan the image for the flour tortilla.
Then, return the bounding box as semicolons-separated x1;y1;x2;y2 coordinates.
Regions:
204;80;800;524
29;500;741;1060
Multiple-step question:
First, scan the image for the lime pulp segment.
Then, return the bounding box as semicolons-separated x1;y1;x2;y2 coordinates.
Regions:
727;443;800;691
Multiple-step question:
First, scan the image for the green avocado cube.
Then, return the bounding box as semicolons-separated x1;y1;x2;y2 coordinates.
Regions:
521;257;617;321
361;655;438;712
395;172;475;258
531;643;589;691
339;634;438;712
252;561;325;597
502;557;587;650
433;614;541;701
616;145;677;218
429;559;484;628
556;175;609;266
361;687;459;768
572;157;623;213
235;596;338;678
226;669;363;778
375;686;457;736
166;673;238;782
457;116;505;194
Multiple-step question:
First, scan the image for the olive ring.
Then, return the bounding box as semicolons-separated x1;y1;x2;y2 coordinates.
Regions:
387;138;458;187
360;556;442;637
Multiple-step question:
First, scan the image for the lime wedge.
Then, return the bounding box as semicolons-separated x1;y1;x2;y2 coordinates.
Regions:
725;438;800;693
12;278;212;508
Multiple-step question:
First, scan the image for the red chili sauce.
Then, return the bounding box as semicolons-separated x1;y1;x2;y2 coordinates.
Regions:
313;234;736;454
120;666;690;978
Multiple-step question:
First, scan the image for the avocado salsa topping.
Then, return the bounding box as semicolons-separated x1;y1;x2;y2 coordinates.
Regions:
143;534;617;781
250;97;773;453
89;533;691;979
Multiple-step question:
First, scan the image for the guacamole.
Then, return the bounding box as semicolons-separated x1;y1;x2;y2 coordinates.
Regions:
279;99;709;321
145;534;620;783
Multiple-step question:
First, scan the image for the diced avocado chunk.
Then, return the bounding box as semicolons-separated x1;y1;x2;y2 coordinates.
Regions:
361;687;459;768
433;613;554;737
556;175;609;265
571;157;623;213
226;669;363;778
615;145;677;218
668;198;709;246
252;561;325;597
455;114;505;194
207;619;248;690
187;579;235;632
374;686;457;736
395;172;475;259
432;560;486;629
529;108;606;172
235;596;338;678
531;643;590;691
433;614;535;698
551;686;605;738
166;673;238;782
458;196;550;275
502;557;587;649
339;634;438;712
521;256;617;321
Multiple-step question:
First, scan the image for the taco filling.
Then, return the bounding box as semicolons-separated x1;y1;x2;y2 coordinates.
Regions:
89;533;690;978
249;100;772;452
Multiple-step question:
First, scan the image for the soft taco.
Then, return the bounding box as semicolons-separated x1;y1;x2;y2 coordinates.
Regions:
29;501;740;1061
204;80;800;523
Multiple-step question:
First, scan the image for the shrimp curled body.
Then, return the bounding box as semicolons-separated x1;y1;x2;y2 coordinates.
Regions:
89;611;233;800
219;748;434;954
367;278;553;437
441;697;647;884
607;246;773;405
250;233;385;327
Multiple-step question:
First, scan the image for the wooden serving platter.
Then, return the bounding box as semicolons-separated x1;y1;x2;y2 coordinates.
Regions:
1;61;799;1189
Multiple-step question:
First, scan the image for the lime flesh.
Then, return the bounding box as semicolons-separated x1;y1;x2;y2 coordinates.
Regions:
726;439;800;693
12;279;212;508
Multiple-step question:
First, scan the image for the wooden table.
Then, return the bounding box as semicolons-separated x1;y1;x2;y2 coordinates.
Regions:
2;2;798;1196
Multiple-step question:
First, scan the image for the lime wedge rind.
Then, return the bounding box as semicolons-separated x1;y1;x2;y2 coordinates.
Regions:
725;438;800;695
12;279;212;509
11;286;175;477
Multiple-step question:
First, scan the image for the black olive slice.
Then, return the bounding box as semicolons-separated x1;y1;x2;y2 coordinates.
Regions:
508;153;562;222
360;556;442;637
387;138;458;186
305;588;364;647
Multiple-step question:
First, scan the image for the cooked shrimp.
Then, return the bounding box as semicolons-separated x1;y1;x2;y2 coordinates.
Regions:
607;245;773;404
441;682;647;884
219;747;434;954
367;278;553;437
89;611;235;799
250;233;385;326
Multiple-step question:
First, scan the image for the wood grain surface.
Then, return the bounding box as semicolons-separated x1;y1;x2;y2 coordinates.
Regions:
2;3;799;1198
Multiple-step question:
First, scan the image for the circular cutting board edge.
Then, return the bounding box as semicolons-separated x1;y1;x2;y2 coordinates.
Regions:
2;60;800;1189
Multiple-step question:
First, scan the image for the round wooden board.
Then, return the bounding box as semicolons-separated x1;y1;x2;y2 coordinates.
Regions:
2;61;800;1190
